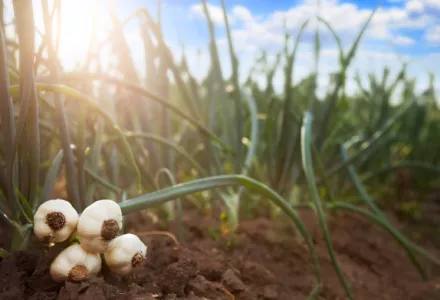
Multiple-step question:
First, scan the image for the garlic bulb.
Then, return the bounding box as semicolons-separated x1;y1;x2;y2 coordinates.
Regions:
50;244;102;282
104;234;147;276
77;199;123;253
33;199;79;243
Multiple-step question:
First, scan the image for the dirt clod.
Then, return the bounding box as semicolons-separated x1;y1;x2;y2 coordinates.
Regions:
159;254;198;296
221;269;245;292
262;284;278;299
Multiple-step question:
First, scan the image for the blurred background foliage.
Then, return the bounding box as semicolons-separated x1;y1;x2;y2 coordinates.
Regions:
1;0;439;227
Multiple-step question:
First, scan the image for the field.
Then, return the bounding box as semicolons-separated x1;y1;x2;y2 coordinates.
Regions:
1;205;440;299
1;0;440;299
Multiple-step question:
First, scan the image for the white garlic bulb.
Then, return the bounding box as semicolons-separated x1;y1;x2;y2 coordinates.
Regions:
50;244;102;282
77;199;123;253
33;199;79;243
104;234;147;276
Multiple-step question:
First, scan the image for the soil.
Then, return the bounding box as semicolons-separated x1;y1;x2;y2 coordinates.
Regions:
1;207;440;300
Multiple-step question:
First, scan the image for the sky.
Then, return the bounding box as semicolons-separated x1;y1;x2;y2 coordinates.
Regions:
3;0;440;98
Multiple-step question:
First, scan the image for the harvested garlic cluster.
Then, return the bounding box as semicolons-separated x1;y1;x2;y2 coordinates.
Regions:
33;199;147;282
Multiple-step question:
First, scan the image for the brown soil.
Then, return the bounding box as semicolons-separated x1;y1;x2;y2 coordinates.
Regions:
1;208;440;300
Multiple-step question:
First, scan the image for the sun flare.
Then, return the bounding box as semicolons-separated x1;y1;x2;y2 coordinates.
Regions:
36;0;110;70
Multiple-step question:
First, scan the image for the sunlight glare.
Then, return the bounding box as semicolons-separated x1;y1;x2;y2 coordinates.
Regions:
52;0;110;71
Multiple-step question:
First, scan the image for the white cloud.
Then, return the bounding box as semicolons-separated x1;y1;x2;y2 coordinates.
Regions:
398;0;440;13
425;25;440;44
406;0;424;13
392;35;415;45
232;6;253;23
190;4;253;26
190;3;224;25
426;0;440;9
371;6;432;35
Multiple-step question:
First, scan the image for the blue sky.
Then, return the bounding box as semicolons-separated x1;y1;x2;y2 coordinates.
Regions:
4;0;440;96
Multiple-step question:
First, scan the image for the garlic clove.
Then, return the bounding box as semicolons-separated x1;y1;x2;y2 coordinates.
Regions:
33;199;79;243
50;244;102;282
104;234;147;276
105;247;128;268
77;199;123;253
